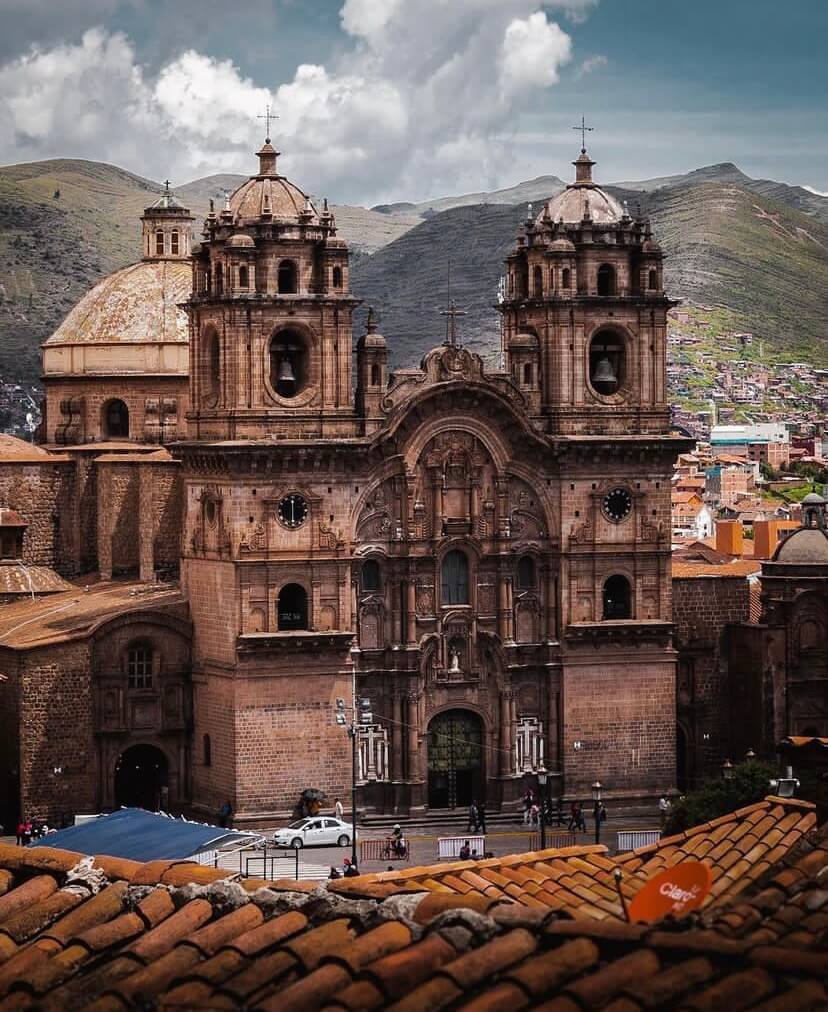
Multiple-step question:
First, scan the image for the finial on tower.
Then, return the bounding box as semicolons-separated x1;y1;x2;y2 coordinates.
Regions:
367;306;377;332
257;103;277;144
440;260;467;348
572;115;594;154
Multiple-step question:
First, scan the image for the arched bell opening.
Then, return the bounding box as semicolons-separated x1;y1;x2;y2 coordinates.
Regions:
602;574;632;620
269;329;309;399
277;583;309;631
588;330;626;397
102;398;129;439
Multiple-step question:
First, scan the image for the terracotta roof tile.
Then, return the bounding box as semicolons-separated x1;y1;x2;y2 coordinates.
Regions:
179;902;263;956
413;892;496;923
43;881;127;946
127;898;213;960
0;874;58;923
226;909;308;957
0;845;83;876
614;955;715;1009
460;981;531;1011
679;966;775;1011
748;980;828;1011
0;890;82;944
76;911;145;952
322;978;385;1011
257;962;351;1012
134;887;176;929
0;870;14;896
91;855;142;882
361;932;456;999
507;936;600;997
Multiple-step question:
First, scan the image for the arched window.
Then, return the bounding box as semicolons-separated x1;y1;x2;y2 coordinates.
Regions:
278;260;298;294
238;265;249;289
270;328;309;398
127;644;152;689
155;230;164;255
648;268;658;290
533;265;543;297
103;398;129;438
170;230;179;256
332;265;343;288
207;331;220;403
361;559;381;593
597;264;616;296
205;267;212;293
441;549;469;605
562;267;571;289
278;583;308;631
517;556;536;589
589;330;625;396
522;362;533;386
215;263;223;294
603;575;632;620
203;734;212;767
370;363;380;386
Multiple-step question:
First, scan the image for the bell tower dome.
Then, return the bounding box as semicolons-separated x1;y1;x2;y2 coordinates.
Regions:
186;136;359;441
498;144;670;437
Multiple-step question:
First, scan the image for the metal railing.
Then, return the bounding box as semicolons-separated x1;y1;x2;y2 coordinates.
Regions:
616;829;661;852
361;838;411;863
238;843;300;880
529;831;578;850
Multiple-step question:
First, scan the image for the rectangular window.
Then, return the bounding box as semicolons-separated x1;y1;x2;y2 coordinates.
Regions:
127;647;153;689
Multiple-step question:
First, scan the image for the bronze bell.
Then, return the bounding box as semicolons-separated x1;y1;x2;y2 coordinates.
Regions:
592;355;617;387
277;357;296;384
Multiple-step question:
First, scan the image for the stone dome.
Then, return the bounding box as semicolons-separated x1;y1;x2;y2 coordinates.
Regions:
45;261;190;346
772;528;828;564
0;436;53;462
227;233;256;248
549;236;576;253
229;174;317;225
541;185;624;225
801;492;827;506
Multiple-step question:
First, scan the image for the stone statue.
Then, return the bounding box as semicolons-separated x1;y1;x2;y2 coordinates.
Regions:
449;647;461;673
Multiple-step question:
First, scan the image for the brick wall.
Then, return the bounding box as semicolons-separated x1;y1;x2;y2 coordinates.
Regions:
0;462;76;573
561;650;676;796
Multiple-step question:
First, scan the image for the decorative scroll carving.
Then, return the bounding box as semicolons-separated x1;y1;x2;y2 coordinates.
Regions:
416;584;435;616
570;516;593;544
239;522;266;552
639;516;665;542
318;521;343;549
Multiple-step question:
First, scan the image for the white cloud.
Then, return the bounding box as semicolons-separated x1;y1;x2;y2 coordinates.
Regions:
0;2;582;203
575;53;607;78
500;12;572;95
803;184;828;197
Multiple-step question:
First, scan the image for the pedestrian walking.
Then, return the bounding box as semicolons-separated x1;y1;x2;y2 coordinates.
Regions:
522;788;535;825
334;798;344;819
15;820;24;846
658;796;671;830
468;801;478;832
477;799;487;834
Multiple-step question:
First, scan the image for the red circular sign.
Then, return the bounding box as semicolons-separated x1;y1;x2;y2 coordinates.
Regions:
628;861;713;923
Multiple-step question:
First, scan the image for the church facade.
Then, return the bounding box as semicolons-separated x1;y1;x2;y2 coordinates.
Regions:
1;137;700;826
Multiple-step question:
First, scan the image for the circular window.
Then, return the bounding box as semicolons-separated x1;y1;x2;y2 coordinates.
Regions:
602;487;632;523
277;493;308;529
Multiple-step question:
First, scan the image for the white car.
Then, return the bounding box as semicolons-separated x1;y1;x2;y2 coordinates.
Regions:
272;816;355;849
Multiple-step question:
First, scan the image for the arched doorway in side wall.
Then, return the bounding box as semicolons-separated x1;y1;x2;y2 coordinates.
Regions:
427;709;484;809
114;744;168;810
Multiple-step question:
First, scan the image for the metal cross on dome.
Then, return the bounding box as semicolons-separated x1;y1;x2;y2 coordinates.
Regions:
257;103;278;142
572;115;594;152
440;260;467;347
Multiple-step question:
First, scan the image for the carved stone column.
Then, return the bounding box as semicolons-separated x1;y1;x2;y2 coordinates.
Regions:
499;690;512;777
138;464;155;583
546;566;557;639
406;579;417;645
392;693;403;781
498;573;510;640
406;693;420;781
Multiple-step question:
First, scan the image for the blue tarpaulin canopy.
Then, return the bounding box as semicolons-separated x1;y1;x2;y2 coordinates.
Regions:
34;808;259;862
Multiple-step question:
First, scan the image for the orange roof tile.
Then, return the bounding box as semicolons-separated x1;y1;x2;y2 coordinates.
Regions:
0;799;823;1010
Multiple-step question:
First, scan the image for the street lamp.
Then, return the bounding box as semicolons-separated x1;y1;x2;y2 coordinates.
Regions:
769;765;800;799
721;759;734;780
335;695;370;869
591;781;603;845
537;766;548;849
745;748;756;761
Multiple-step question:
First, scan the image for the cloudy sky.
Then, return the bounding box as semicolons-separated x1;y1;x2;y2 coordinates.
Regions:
0;0;825;205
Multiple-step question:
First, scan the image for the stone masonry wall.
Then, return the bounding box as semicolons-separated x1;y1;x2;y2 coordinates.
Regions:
562;651;676;797
673;575;751;782
18;641;96;824
0;462;76;573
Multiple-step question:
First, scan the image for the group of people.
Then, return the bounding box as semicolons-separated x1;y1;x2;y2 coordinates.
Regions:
519;790;608;833
459;840;495;861
15;818;56;844
467;799;487;833
329;857;361;878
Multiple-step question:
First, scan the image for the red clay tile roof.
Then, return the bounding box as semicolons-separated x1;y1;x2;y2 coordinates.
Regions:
0;798;823;1010
671;559;761;578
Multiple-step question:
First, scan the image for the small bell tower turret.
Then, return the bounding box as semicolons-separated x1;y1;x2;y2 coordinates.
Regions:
141;181;195;261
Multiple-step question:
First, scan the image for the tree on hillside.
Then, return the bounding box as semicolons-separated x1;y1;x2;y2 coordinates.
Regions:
665;759;778;835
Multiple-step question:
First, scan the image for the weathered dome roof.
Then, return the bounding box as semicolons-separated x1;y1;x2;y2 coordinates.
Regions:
45;261;190;346
801;492;827;506
772;528;828;564
0;435;54;462
540;185;624;225
227;233;256;248
229;174;318;225
549;235;576;252
0;562;73;597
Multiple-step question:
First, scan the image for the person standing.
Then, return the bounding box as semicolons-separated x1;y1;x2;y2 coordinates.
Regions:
658;796;671;830
477;799;487;835
334;797;344;820
468;801;478;833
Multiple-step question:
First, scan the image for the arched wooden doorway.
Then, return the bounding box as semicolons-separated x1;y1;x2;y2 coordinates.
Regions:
114;744;168;810
427;709;484;809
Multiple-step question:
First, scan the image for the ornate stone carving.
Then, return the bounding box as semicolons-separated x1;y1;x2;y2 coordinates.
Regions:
318;520;342;549
239;522;266;552
570;516;593;544
416;584;435;615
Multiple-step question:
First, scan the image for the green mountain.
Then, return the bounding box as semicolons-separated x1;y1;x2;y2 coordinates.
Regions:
351;179;828;369
0;157;825;401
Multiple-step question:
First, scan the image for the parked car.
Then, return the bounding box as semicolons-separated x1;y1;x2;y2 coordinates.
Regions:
272;816;355;849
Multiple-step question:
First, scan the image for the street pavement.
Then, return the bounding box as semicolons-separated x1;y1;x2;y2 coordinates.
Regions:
216;812;663;882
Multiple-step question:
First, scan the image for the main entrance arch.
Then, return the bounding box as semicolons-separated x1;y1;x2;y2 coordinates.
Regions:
114;744;168;810
427;709;484;809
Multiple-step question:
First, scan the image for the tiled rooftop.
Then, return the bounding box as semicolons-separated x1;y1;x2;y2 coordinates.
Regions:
0;797;822;1010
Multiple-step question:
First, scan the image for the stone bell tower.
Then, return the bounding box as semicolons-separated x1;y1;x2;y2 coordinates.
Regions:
140;182;195;261
186;137;359;441
499;146;669;437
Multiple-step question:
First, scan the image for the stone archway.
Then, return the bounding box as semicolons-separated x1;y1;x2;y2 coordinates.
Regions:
427;709;484;809
114;744;169;810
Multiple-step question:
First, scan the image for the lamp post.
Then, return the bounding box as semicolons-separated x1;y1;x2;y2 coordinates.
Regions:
721;759;734;780
537;766;548;849
591;781;603;846
745;748;756;761
336;695;370;869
